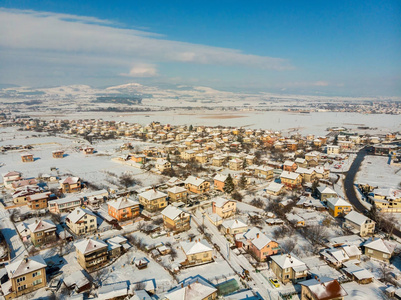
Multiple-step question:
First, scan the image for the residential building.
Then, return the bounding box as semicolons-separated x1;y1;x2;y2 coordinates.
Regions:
270;254;308;284
28;219;57;247
48;196;82;213
165;276;217;300
283;160;297;172
254;166;274;180
213;174;227;192
138;188;167;212
212;197;236;219
265;182;285;196
221;219;248;236
280;171;302;189
107;197;140;221
180;239;213;266
3;255;47;299
52;150;64;158
184;176;210;194
229;158;243;171
21;153;34;162
300;277;347;300
167;186;188;203
26;192;50;210
363;238;396;263
2;171;22;188
212;156;225;167
75;238;108;272
327;197;352;217
317;186;338;202
60;177;82;193
241;228;280;261
66;208;97;235
161;205;191;232
344;211;375;237
155;159;171;172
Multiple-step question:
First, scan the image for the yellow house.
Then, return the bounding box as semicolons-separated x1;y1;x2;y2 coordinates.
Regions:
327;197;352;217
167;186;188;203
138;189;167;212
184;176;210;194
212;156;225;167
28;219;57;247
212;197;236;219
161;205;191;232
270;254;308;284
254;166;274;180
180;239;213;266
229;158;243;171
4;255;47;299
66;208;97;235
280;171;302;189
195;153;208;164
181;149;196;160
155;159;171;172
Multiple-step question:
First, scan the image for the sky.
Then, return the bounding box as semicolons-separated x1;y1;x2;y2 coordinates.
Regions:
0;0;400;97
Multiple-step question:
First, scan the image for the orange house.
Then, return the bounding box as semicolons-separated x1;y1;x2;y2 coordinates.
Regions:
130;154;146;164
283;161;297;172
21;153;34;162
240;228;280;261
213;174;228;192
184;176;210;194
108;197;140;221
52;150;64;158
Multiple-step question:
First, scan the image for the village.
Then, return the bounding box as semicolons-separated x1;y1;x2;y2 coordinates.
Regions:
0;117;400;300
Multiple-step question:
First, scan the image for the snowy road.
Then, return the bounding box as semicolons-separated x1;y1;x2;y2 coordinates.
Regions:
0;205;27;260
192;210;279;300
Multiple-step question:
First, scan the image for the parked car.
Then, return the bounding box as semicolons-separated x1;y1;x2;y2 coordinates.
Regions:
269;278;280;288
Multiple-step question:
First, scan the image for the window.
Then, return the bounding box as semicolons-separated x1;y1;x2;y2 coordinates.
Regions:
18;285;27;291
32;271;41;277
383;254;389;258
33;278;42;286
37;232;43;237
203;253;209;258
17;276;26;283
368;249;373;254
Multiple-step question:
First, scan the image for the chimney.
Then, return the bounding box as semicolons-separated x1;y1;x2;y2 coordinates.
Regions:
181;283;183;288
256;233;259;239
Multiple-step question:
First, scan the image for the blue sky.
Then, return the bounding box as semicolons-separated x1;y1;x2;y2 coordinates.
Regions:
0;0;400;96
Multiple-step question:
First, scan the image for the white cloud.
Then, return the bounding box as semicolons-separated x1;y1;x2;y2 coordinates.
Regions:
121;63;158;77
0;8;291;72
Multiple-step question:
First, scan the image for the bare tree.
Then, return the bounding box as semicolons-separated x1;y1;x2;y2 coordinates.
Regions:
378;262;392;284
119;173;139;189
281;238;297;253
301;225;329;246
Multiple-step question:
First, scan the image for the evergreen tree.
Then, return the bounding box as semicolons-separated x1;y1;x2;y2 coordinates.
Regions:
238;174;247;189
188;124;193;131
223;174;235;194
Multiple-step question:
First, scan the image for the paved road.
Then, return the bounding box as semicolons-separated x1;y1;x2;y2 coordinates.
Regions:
344;148;401;239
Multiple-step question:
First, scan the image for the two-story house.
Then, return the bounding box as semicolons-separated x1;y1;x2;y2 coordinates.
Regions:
75;238;108;272
26;192;50;210
60;177;82;193
167;186;188;203
184;176;210;194
344;211;375;237
280;171;302;189
363;238;396;263
213;174;228;192
28;219;57;247
66;208;97;235
48;196;82;213
254;166;274;180
180;239;213;266
212;197;236;219
107;197;140;221
239;228;279;261
4;255;47;299
270;253;308;284
138;188;167;212
161;205;191;232
300;277;347;300
327;197;352;217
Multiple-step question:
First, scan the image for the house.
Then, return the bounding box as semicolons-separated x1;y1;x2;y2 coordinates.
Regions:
63;270;91;293
270;253;308;284
295;167;317;183
241;228;280;261
12;178;38;189
82;146;94;154
60;176;82;193
221;219;248;236
106;235;130;259
98;281;130;300
280;171;302;189
130;154;146;164
343;262;374;284
184;176;210;194
166;177;184;187
265;182;285;196
48;196;82;213
300;277;347;300
21;153;34;162
317;186;338;202
283;160;297;172
52;150;64;158
167;186;188;203
3;255;47;299
326;197;352;217
195;153;208;164
155;159;171;172
165;276;217;300
138;188;167;212
213;174;228;192
212;197;236;218
344;211;375;237
286;213;305;227
161;205;191;232
26;192;50;210
66;207;97;235
181;149;196;160
2;171;22;188
254;166;274;180
75;238;108;272
108;197;140;221
229;158;243;171
363;238;396;263
12;185;42;205
180;239;214;266
212;156;225;167
326;145;340;155
28;219;57;247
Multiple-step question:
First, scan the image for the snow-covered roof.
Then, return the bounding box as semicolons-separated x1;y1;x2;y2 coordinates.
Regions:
161;205;189;220
213;197;233;208
222;219;247;230
6;255;46;278
75;238;108;255
165;281;217;300
271;253;307;270
167;186;187;194
280;171;300;180
108;197;139;210
213;173;228;182
243;228;274;250
98;281;129;300
184;176;206;186
138;189;167;200
63;270;90;288
344;210;370;226
363;238;396;255
61;176;80;184
300;277;347;300
326;197;351;208
66;207;96;224
317;186;337;195
180;239;213;255
265;182;284;193
28;219;56;233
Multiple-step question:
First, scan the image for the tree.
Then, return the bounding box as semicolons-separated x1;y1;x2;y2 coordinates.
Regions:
311;180;319;197
281;239;297;253
238;174;247;190
188;124;193;131
378;262;392;284
223;174;235;194
232;191;243;201
119;173;137;189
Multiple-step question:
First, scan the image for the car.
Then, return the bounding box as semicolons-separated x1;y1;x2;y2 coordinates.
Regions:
269;278;280;288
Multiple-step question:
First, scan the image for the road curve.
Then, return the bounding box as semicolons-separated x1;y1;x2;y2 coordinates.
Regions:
344;148;401;239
